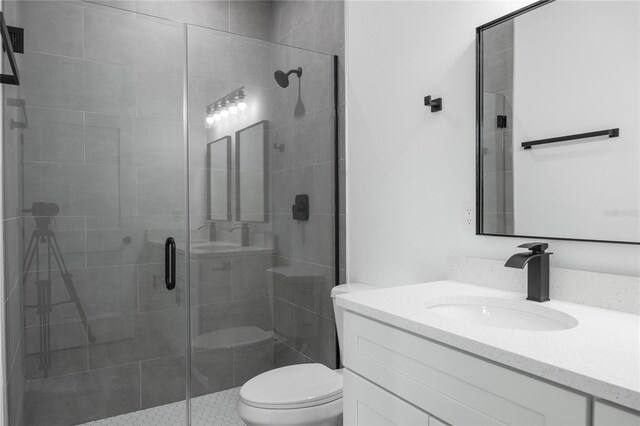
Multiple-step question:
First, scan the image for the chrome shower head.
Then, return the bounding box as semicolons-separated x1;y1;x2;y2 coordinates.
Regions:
274;67;302;88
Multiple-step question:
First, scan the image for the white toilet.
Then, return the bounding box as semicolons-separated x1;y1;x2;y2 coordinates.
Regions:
237;283;378;426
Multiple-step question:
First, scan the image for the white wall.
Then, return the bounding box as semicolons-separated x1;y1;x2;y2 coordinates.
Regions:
512;0;639;242
346;0;640;287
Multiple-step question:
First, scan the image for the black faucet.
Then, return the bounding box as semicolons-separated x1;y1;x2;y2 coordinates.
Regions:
197;221;216;241
505;242;553;302
228;222;250;247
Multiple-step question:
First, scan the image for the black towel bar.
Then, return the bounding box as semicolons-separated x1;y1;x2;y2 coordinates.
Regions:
522;128;619;149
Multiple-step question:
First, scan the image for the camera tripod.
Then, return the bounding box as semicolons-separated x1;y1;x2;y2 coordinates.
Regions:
22;215;94;377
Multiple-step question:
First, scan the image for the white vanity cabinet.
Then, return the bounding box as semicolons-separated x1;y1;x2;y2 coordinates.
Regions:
593;401;640;425
343;369;435;425
342;311;589;425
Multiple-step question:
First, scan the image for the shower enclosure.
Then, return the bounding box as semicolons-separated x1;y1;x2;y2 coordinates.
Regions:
481;92;513;235
1;1;343;424
480;18;514;235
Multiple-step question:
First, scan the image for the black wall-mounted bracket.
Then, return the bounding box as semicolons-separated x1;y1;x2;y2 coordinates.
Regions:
424;95;442;112
292;194;309;221
0;12;21;86
7;25;23;53
497;115;508;129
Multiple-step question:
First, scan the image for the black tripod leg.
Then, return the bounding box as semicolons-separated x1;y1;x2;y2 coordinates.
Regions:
45;243;52;374
48;232;96;343
22;231;39;286
35;278;52;377
24;231;52;377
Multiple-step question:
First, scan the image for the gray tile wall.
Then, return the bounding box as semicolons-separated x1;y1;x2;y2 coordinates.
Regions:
482;19;514;235
85;0;271;42
268;0;346;370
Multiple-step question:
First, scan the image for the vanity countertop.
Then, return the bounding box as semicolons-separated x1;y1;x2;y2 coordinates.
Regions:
336;280;640;411
146;238;272;259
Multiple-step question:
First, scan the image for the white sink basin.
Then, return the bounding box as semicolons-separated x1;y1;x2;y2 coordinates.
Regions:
425;296;579;331
191;241;238;249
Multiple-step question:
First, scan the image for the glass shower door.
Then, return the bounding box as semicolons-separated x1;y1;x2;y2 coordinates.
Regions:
10;2;190;424
187;23;339;424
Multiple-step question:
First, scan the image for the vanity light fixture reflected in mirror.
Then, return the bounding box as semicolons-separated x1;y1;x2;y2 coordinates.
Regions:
236;88;247;111
205;87;247;128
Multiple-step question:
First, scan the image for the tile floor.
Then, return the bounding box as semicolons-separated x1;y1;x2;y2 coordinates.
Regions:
83;387;246;426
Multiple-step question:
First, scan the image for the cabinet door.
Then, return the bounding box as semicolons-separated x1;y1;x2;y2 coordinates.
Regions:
343;311;588;426
594;401;640;425
343;369;432;425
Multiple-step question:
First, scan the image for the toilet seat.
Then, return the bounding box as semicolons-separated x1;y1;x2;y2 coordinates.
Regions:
239;363;343;409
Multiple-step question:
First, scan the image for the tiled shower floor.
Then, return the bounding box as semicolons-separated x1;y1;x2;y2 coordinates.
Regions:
83;387;246;426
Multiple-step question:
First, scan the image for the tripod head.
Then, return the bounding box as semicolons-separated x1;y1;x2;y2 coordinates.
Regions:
23;202;60;232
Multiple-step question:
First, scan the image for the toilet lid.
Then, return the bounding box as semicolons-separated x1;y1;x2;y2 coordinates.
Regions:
239;364;343;409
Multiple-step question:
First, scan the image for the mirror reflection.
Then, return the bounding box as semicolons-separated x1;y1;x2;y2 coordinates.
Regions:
478;0;639;243
236;121;268;223
207;136;232;221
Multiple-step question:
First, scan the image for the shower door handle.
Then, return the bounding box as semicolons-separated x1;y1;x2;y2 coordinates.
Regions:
165;237;176;290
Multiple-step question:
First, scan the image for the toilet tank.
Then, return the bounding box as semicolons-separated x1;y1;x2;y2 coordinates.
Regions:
331;283;380;365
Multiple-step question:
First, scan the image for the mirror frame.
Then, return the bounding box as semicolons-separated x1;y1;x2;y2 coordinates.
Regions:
235;120;269;223
207;135;233;221
475;0;639;245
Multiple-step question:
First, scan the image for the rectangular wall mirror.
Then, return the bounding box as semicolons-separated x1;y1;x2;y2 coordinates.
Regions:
235;120;268;222
207;136;232;221
476;0;639;244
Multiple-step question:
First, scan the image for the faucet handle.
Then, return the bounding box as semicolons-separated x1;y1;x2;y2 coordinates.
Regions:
518;242;549;254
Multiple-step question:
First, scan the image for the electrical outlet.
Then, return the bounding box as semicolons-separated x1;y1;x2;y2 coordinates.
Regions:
462;201;474;231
